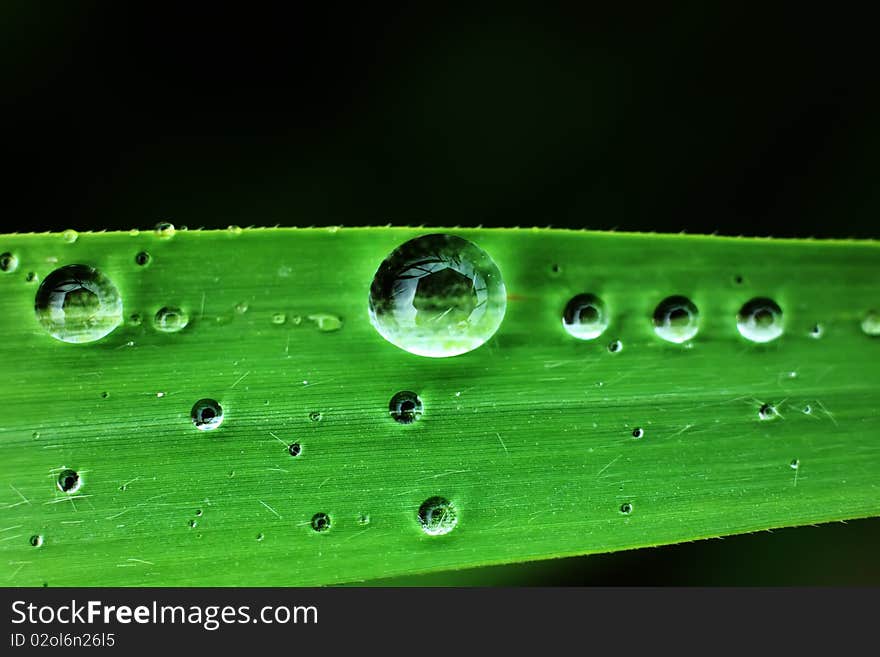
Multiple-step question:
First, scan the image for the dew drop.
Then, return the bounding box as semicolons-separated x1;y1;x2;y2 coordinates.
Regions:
632;427;644;439
56;469;81;493
802;404;812;415
61;229;78;243
129;313;143;326
368;234;507;358
758;403;779;421
154;222;175;238
607;339;623;353
191;398;223;431
311;512;331;532
34;265;123;344
271;312;286;325
235;302;249;315
135;251;151;266
153;306;189;333
288;442;302;457
653;295;699;343
30;534;44;548
308;313;343;332
25;271;37;283
562;294;609;340
309;411;323;422
619;502;633;515
737;298;783;343
389;391;423;424
418;496;458;536
790;458;800;470
227;225;243;235
809;323;824;339
0;252;18;273
357;514;371;526
256;532;265;542
861;310;880;336
188;519;198;529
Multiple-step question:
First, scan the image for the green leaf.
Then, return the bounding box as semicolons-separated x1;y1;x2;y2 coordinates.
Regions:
1;227;878;585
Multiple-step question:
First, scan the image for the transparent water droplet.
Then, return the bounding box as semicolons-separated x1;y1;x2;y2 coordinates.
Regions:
653;296;699;343
129;313;143;326
737;298;783;343
227;225;243;235
861;310;880;336
308;411;323;422
0;252;18;273
632;427;644;439
30;534;44;548
271;312;286;325
562;294;608;340
311;512;331;532
56;469;81;493
308;313;343;332
188;519;198;528
153;306;189;333
809;323;824;339
357;514;371;526
235;302;249;314
619;502;633;515
802;404;812;414
135;251;151;266
156;391;166;398
607;339;623;353
288;442;302;457
128;228;140;237
418;496;458;536
191;398;223;431
368;234;507;358
389;391;423;424
61;229;78;243
790;458;800;470
154;222;175;238
758;403;779;421
256;532;265;542
34;265;123;344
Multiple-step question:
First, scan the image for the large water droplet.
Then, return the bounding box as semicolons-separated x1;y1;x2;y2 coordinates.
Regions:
861;310;880;336
34;265;123;344
368;234;507;357
737;297;783;343
562;294;608;340
653;295;699;343
418;496;458;536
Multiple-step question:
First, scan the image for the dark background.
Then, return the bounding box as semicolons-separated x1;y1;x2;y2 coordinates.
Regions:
2;2;877;584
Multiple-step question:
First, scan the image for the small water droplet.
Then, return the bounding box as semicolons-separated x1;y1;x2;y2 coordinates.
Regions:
188;519;198;528
288;442;302;457
389;391;423;424
156;391;166;398
128;228;140;237
418;496;458;536
619;502;633;515
308;313;343;332
309;411;323;422
550;263;562;276
311;512;331;532
256;532;265;542
861;310;880;336
802;404;812;414
62;229;78;243
607;339;623;353
191;399;223;431
758;403;779;421
227;225;243;235
368;234;507;358
0;252;18;273
135;251;151;266
809;323;824;338
235;302;249;314
357;514;371;526
653;296;699;343
34;265;123;344
30;534;44;548
734;275;744;285
271;312;286;325
129;313;143;326
562;294;609;340
100;391;109;399
278;265;292;278
790;458;800;470
32;431;40;439
154;222;175;238
632;427;644;439
153;306;189;333
25;271;37;283
195;509;203;517
56;469;81;493
737;298;784;343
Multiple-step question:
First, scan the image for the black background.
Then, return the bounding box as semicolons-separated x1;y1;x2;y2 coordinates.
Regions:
1;2;877;585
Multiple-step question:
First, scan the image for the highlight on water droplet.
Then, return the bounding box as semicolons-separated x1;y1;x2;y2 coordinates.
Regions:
607;339;623;353
34;264;123;344
632;427;644;439
135;251;151;267
653;295;699;343
389;391;423;424
308;313;343;332
271;312;286;325
737;297;783;343
417;496;458;536
809;323;824;339
30;535;44;548
368;234;507;358
790;458;800;470
619;502;633;515
235;302;248;315
227;225;243;235
153;306;189;333
0;252;18;273
861;310;880;336
191;398;223;431
562;293;609;340
56;469;81;493
288;442;302;457
62;229;78;243
758;403;779;421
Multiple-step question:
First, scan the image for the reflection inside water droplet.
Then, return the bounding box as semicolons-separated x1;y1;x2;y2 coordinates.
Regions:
418;496;458;536
34;265;123;344
368;234;506;357
562;294;608;340
191;399;223;431
154;306;189;333
737;298;784;343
